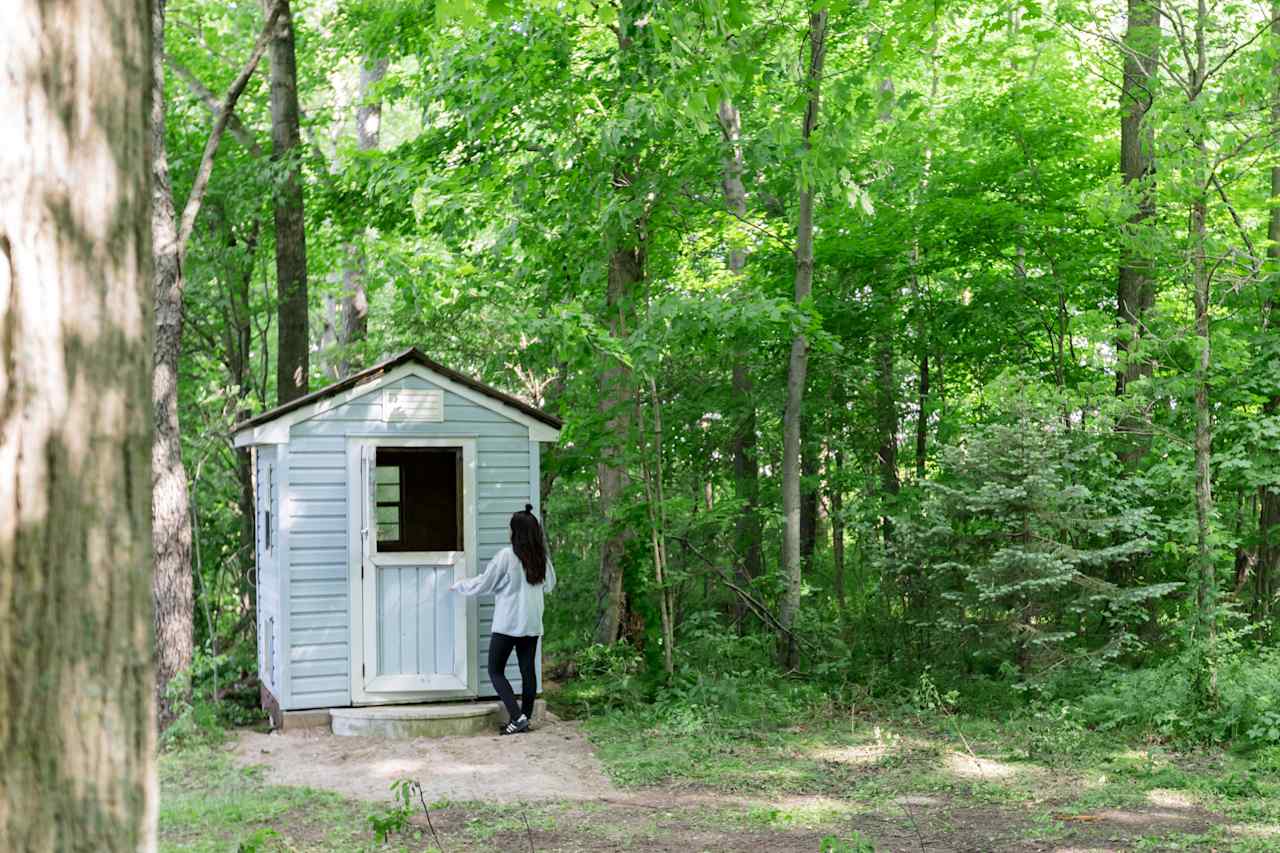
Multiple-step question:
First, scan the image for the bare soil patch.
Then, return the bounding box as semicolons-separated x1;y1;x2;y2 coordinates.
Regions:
232;716;616;803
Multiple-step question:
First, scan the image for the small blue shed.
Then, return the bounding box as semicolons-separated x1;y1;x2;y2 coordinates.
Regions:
233;348;562;725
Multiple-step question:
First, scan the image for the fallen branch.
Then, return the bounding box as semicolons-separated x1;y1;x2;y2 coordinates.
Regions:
670;534;817;654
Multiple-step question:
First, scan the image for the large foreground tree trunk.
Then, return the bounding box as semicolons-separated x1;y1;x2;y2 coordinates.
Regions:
267;0;310;404
151;0;195;729
0;0;157;846
779;9;828;669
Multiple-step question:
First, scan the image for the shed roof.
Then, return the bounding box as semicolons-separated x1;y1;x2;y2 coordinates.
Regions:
232;347;564;434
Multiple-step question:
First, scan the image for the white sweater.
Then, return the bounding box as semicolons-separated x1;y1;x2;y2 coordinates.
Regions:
451;546;555;637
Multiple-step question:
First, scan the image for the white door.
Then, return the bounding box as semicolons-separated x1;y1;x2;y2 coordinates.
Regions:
349;438;477;702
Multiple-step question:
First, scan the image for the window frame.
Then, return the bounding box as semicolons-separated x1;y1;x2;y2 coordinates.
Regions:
373;462;405;549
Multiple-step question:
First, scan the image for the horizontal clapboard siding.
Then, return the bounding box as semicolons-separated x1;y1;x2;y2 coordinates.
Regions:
283;374;535;710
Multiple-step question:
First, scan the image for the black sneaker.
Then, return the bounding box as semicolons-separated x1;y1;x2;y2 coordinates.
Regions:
499;714;530;736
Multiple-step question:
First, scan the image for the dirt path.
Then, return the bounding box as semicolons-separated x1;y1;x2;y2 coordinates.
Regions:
232;716;617;803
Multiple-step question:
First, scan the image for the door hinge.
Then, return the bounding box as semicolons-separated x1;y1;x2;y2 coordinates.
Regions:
362;663;366;679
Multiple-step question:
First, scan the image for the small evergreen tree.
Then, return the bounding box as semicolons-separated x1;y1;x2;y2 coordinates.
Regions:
901;377;1179;677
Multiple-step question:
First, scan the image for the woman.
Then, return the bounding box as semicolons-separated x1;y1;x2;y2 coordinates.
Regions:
450;504;555;735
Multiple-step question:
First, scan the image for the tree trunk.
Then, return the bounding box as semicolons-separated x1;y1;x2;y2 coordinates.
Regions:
595;247;642;645
779;9;828;669
0;0;157;844
1192;182;1214;645
801;427;819;571
642;376;675;675
915;350;929;479
151;2;278;717
832;450;846;607
874;77;901;534
267;0;310;404
594;3;648;646
730;362;761;573
1116;0;1160;399
875;304;900;533
1188;2;1216;693
1257;0;1280;626
719;96;763;623
335;57;387;378
151;0;195;729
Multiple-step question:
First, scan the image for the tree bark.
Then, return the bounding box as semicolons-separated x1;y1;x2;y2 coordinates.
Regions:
0;0;157;845
718;97;763;618
874;77;901;534
779;9;828;670
1257;0;1280;626
152;0;280;724
832;450;846;607
1188;0;1216;689
1192;180;1214;645
641;376;674;675
335;57;387;378
267;0;310;404
151;0;195;730
801;426;819;571
595;246;642;645
1116;0;1160;398
915;350;929;480
594;3;648;646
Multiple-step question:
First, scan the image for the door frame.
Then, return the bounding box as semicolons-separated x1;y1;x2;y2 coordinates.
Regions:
347;435;479;705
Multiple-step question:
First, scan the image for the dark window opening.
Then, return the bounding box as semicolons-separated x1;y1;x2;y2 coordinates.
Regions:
375;447;462;552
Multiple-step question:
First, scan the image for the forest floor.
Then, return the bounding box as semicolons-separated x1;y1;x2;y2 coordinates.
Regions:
160;708;1280;852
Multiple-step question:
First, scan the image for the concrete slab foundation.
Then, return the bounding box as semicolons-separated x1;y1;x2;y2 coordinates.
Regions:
329;699;548;738
278;709;332;732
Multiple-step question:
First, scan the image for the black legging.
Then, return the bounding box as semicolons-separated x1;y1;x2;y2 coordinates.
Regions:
488;632;539;721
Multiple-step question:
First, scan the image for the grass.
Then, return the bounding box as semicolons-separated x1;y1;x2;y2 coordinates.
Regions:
158;692;1280;852
576;694;1280;851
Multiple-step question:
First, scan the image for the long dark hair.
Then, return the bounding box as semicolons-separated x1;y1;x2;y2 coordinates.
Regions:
510;504;547;584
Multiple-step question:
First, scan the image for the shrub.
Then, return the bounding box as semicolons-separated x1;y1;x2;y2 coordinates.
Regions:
1075;644;1280;749
894;375;1179;679
161;648;266;750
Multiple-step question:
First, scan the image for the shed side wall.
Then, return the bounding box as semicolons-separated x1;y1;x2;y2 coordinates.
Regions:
256;446;282;698
284;374;533;709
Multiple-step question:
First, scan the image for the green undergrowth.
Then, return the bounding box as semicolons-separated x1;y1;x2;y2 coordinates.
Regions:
552;659;1280;851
